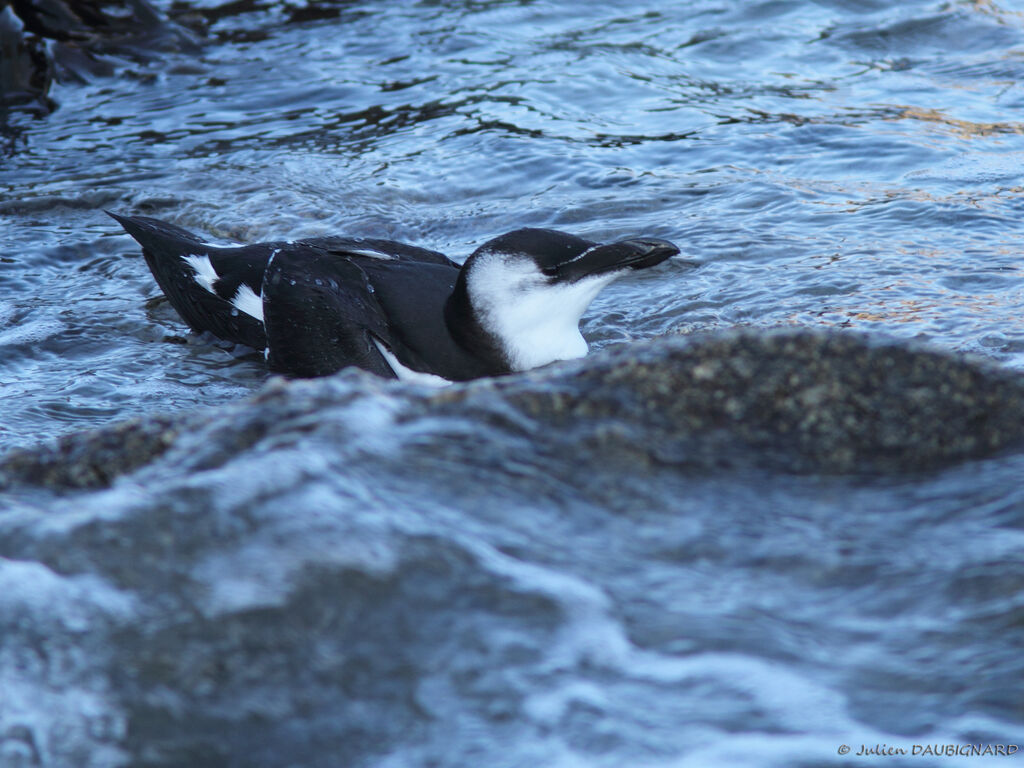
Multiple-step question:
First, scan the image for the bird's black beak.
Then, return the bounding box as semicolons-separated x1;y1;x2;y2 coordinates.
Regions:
542;237;679;281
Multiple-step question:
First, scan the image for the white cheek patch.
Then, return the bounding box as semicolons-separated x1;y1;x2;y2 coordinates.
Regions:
182;254;219;294
231;283;264;322
468;253;621;371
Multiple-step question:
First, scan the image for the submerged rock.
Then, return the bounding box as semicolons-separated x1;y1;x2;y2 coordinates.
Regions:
2;330;1023;493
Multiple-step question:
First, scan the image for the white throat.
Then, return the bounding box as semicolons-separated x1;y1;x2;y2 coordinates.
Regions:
467;254;621;371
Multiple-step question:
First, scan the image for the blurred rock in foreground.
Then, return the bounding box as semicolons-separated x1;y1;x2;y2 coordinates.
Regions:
3;330;1023;493
1;330;1023;768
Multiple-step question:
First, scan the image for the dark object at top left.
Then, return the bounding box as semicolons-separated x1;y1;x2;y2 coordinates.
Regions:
0;0;196;110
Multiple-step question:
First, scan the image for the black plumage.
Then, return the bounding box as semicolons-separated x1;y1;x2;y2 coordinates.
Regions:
110;212;678;381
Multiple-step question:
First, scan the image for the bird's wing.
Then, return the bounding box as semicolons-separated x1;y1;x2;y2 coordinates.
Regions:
261;243;396;378
298;236;460;268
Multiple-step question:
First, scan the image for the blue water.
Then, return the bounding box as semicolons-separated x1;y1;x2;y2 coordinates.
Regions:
3;0;1024;449
1;1;1024;766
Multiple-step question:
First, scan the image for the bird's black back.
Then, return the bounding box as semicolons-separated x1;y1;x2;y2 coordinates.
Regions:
111;212;503;379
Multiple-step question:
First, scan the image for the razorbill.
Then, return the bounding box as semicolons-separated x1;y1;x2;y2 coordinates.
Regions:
109;212;679;382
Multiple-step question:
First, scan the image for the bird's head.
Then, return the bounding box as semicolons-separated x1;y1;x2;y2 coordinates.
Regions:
455;228;678;371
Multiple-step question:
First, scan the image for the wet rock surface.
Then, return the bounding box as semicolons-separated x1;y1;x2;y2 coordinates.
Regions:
3;330;1023;494
0;414;184;490
489;330;1024;475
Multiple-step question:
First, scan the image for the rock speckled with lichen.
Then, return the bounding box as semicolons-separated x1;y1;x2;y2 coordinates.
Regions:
476;329;1024;474
0;414;185;491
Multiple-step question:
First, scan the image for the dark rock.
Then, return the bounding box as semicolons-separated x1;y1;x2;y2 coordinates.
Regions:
0;413;185;491
0;5;52;108
0;0;198;108
480;329;1024;474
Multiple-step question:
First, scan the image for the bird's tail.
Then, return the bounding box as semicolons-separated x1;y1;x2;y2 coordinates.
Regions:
106;211;205;251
